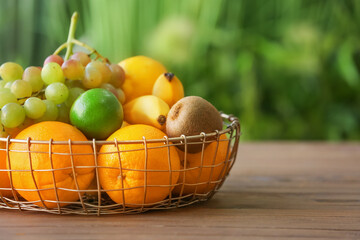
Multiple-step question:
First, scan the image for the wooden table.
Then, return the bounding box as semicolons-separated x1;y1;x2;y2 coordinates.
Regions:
1;142;359;239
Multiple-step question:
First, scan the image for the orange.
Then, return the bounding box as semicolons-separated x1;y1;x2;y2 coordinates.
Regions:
173;134;230;195
0;140;12;198
119;56;167;103
7;121;95;208
98;124;180;206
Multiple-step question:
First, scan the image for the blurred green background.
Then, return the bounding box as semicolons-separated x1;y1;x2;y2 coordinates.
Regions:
0;0;359;141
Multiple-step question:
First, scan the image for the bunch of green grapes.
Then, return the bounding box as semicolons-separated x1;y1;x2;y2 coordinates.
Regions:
0;53;125;137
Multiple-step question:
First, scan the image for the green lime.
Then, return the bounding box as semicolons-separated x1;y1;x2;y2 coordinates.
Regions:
70;88;123;139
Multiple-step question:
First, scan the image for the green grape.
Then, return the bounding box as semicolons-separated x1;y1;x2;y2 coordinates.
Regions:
4;81;14;89
90;61;112;83
0;80;6;88
45;82;69;104
82;65;102;88
0;89;17;108
0;62;24;82
65;87;85;107
70;52;91;66
1;103;26;128
57;103;70;123
0;87;11;94
65;79;83;88
23;66;44;92
11;80;32;99
0;123;3;133
41;62;65;85
24;97;46;119
108;64;125;88
100;63;112;84
62;59;85;80
36;100;58;122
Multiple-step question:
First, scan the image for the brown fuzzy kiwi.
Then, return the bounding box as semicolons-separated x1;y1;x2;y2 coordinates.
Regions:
166;96;223;153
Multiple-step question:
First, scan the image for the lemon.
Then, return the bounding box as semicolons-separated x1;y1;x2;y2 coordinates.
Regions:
70;88;123;139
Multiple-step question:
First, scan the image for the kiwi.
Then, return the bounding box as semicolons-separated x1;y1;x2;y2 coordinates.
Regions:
166;96;223;153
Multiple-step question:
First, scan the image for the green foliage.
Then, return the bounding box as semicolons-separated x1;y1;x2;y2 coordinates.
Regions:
0;0;359;140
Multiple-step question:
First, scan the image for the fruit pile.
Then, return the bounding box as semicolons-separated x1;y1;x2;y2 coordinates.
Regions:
0;54;125;128
0;13;233;211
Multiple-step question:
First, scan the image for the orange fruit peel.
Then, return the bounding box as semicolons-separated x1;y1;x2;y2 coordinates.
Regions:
7;121;95;208
99;124;180;207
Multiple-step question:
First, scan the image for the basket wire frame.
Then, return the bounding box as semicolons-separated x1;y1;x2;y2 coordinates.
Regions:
0;113;240;215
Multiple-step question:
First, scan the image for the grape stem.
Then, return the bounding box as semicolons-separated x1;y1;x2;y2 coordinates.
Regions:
53;12;109;63
64;12;78;61
18;89;44;101
53;43;68;56
71;39;109;63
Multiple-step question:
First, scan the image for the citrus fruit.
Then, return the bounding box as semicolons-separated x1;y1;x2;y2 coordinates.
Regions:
152;72;184;107
7;121;95;208
119;56;167;103
70;88;123;140
0;140;12;198
98;124;180;206
173;134;230;195
123;95;170;131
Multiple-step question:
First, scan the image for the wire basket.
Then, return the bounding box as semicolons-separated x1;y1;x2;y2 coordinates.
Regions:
0;113;240;215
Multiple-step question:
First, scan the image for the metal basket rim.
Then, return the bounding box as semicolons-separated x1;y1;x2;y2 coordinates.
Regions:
0;113;240;146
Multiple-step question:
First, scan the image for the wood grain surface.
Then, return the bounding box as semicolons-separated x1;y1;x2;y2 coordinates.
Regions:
1;142;359;240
